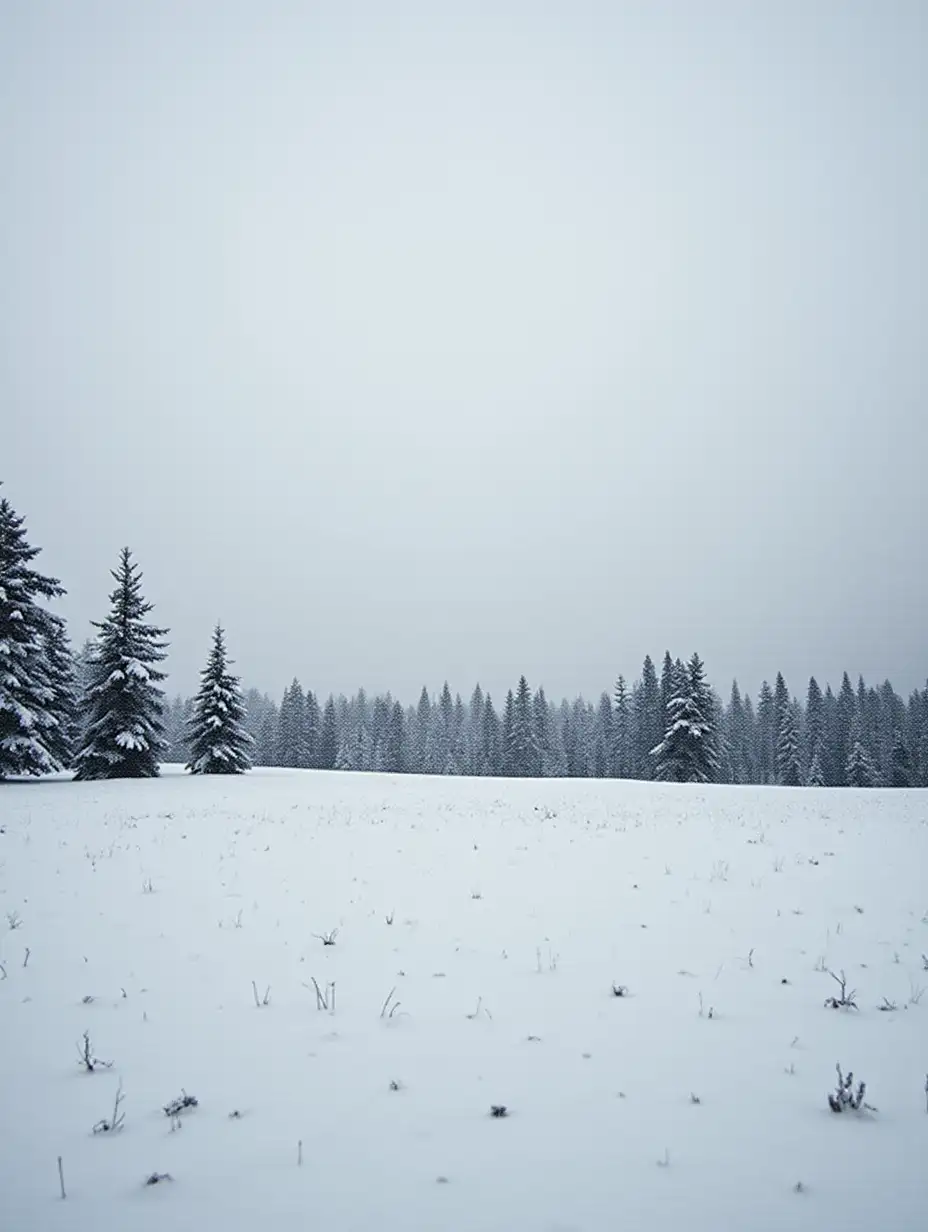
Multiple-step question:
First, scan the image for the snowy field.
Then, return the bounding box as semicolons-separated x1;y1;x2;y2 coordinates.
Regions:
1;769;926;1231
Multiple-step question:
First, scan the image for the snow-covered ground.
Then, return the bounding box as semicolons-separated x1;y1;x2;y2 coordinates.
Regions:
1;769;926;1231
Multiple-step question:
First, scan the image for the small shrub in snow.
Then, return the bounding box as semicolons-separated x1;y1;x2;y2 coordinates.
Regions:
313;928;339;946
828;1063;874;1114
251;980;271;1007
489;1105;509;1118
611;983;629;998
144;1172;173;1186
878;998;897;1012
7;911;22;930
908;979;926;1007
163;1090;198;1118
76;1031;112;1073
824;969;858;1010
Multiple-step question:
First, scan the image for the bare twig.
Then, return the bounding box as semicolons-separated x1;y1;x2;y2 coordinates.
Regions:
57;1156;66;1200
251;981;271;1007
380;986;399;1018
93;1082;126;1134
23;947;30;968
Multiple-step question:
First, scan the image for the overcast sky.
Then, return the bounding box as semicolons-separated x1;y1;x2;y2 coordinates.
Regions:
3;1;925;705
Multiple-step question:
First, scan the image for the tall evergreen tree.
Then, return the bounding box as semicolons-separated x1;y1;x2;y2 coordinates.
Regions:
833;672;858;786
846;737;877;788
480;692;502;776
804;676;824;779
653;654;719;783
186;624;252;774
384;700;406;773
888;729;911;788
756;681;775;784
0;490;76;778
414;687;433;774
256;701;280;766
593;692;612;778
74;548;168;780
509;676;540;776
317;696;338;769
807;746;825;786
611;676;631;779
634;654;663;779
775;701;802;786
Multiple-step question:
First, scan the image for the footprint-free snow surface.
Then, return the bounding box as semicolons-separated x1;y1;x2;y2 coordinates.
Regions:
1;769;926;1231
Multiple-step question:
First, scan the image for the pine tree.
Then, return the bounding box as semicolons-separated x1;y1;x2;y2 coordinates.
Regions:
807;746;825;786
804;676;824;781
384;700;406;773
775;701;801;786
509;676;540;777
318;696;338;769
0;490;76;778
501;689;516;775
594;692;612;778
888;729;911;788
612;676;632;778
845;738;877;788
652;653;719;783
304;690;320;769
756;681;775;784
74;548;168;780
633;654;663;779
256;702;279;766
466;684;484;775
834;672;857;786
480;692;502;776
185;624;252;774
414;687;432;774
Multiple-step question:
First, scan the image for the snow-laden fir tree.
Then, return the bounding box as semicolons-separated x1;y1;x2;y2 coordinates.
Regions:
652;653;720;783
888;729;911;788
845;737;878;788
0;489;76;778
775;699;802;786
73;548;168;780
186;624;252;775
807;745;826;786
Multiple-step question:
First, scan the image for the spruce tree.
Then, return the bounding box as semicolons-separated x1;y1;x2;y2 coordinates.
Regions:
509;676;540;776
318;696;338;769
0;490;76;778
74;548;168;780
807;746;825;787
480;692;502;776
384;700;406;773
634;654;662;779
652;654;719;783
888;729;911;788
186;624;252;774
845;738;877;788
612;676;632;778
775;701;802;786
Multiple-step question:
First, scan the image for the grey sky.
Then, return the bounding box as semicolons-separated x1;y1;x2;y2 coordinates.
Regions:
3;1;926;705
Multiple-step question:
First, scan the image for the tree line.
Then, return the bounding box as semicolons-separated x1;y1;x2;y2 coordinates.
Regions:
2;484;926;785
161;650;927;788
